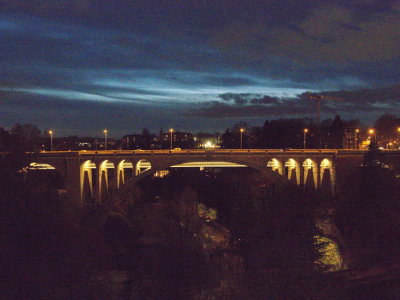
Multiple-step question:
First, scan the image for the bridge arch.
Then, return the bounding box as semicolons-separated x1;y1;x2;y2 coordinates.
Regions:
21;162;64;190
117;159;134;188
136;159;152;176
24;162;56;170
80;160;96;204
99;160;115;202
112;157;292;203
320;158;335;193
285;159;301;185
267;158;283;175
303;158;318;189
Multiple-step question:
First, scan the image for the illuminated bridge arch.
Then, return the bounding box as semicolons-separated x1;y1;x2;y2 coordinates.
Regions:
25;162;56;170
99;160;115;202
285;158;300;185
303;158;318;188
267;158;283;175
80;160;96;204
111;157;291;203
136;159;152;176
117;159;134;188
21;162;64;189
170;161;247;168
320;158;335;193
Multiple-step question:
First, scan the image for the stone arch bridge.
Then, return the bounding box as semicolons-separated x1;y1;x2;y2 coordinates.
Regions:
26;149;400;205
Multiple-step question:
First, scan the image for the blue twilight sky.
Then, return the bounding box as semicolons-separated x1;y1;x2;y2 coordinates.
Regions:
1;0;400;137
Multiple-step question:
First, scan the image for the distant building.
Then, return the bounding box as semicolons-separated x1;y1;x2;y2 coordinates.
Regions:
122;134;146;149
343;128;357;149
161;131;195;148
122;134;158;149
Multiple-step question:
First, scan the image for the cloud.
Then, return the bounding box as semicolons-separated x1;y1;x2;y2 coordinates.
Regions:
2;1;400;135
250;95;279;105
210;2;400;85
188;96;316;119
188;83;400;119
214;4;400;64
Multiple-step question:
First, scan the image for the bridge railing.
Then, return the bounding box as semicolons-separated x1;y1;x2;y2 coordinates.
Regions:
32;148;400;157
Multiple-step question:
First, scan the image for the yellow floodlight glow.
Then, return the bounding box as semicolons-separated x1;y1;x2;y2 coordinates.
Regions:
204;140;214;148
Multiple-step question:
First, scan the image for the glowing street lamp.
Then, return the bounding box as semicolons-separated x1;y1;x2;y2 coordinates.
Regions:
48;130;53;151
303;128;308;149
169;128;174;150
103;129;108;150
397;127;400;146
355;129;360;149
369;128;376;143
240;128;244;149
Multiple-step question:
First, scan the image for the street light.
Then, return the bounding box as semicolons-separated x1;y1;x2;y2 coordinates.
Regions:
397;127;400;147
103;129;108;150
240;128;244;149
169;128;174;150
303;128;308;149
48;130;53;151
355;129;360;149
368;128;375;143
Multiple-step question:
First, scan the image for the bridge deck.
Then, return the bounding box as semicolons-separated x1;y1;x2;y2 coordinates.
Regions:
32;148;390;157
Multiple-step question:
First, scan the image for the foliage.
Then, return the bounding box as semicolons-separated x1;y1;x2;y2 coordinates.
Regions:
11;123;42;152
137;168;325;299
219;116;359;149
374;113;400;140
336;143;400;266
0;158;114;298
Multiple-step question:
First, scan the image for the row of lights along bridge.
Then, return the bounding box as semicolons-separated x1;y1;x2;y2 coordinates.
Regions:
45;127;400;151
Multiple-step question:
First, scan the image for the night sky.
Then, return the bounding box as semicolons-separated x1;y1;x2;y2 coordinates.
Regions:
1;0;400;137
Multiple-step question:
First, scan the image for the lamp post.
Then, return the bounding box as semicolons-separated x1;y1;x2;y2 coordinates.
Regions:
103;129;108;150
48;130;53;151
354;129;360;149
303;128;308;149
397;127;400;140
240;128;244;149
169;128;174;150
369;128;375;144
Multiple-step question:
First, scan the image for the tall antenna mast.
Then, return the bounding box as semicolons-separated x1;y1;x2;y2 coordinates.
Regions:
307;94;342;148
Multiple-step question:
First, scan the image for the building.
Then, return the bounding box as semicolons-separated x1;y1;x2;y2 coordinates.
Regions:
161;131;195;148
